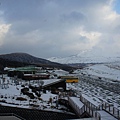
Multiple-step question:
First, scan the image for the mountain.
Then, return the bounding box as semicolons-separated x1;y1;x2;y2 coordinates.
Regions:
48;50;120;64
0;53;73;71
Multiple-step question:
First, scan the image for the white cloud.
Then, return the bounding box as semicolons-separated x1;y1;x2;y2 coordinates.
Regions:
102;5;119;21
0;10;11;46
0;24;11;46
78;28;101;44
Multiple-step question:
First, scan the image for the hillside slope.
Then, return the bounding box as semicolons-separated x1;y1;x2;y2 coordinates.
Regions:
48;50;120;64
74;62;120;81
0;53;73;71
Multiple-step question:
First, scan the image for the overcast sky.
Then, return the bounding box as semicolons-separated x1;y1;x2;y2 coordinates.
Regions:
0;0;120;58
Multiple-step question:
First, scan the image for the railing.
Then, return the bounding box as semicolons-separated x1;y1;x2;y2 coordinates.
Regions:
68;95;101;120
80;95;101;120
102;102;120;119
0;113;26;120
80;95;100;111
85;105;101;120
80;95;120;120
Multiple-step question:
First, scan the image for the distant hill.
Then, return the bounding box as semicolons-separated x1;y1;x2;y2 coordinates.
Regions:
0;53;73;71
48;50;120;64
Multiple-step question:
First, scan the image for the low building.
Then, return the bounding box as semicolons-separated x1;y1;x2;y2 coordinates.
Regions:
23;73;50;80
59;76;79;83
7;66;50;80
43;79;66;91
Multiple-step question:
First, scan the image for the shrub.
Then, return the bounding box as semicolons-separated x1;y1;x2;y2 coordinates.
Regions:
21;87;29;95
1;95;3;98
33;104;39;107
27;93;35;99
38;97;43;101
29;85;34;89
35;92;41;97
16;97;27;101
0;99;6;103
21;85;25;87
32;88;37;93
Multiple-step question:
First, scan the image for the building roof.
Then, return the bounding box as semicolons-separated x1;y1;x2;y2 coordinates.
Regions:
16;66;38;71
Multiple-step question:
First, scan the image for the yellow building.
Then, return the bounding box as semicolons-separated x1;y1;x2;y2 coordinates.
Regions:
60;76;79;83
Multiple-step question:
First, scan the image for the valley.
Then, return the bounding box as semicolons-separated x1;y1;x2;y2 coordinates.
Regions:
0;52;120;119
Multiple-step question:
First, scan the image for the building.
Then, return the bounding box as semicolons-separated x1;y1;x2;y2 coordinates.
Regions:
7;66;50;80
59;76;79;83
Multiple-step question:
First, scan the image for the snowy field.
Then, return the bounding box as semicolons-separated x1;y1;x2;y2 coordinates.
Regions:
0;64;120;115
0;75;72;114
70;63;120;110
79;63;120;81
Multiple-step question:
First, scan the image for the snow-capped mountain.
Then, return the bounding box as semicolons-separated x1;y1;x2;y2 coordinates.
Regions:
48;50;120;64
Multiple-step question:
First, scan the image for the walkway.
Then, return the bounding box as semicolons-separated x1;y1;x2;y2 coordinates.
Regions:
97;110;117;120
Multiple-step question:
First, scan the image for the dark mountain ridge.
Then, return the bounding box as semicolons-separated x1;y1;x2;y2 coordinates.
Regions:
0;53;52;64
0;53;74;71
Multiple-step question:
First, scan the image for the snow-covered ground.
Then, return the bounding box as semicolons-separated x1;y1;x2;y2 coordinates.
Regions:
74;63;120;81
0;64;120;117
0;76;73;114
48;55;120;64
69;63;120;109
49;69;69;76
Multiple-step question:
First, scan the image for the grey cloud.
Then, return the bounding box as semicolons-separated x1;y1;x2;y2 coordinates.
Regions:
2;0;45;21
79;36;89;43
61;11;87;24
0;0;120;58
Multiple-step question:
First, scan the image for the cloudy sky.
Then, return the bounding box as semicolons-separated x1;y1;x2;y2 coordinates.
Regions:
0;0;120;58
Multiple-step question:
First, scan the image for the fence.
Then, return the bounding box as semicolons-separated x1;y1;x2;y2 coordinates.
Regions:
80;95;101;120
102;102;120;119
80;95;120;120
68;96;101;120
